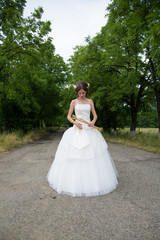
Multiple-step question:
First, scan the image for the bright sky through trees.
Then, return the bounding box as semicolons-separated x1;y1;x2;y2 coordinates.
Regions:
24;0;111;61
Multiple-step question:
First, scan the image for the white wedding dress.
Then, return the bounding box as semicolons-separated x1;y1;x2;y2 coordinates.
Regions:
47;104;118;197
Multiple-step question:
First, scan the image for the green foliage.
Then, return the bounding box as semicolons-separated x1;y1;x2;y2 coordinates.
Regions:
0;0;68;132
58;85;75;127
69;0;160;135
137;108;158;128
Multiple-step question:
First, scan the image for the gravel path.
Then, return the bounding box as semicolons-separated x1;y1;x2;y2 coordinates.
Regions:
0;129;160;240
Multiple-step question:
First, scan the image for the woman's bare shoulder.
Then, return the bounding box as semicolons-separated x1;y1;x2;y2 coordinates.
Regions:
71;99;77;103
87;98;94;104
70;99;77;106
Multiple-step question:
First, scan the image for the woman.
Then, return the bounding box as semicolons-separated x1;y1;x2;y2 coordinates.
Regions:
47;81;118;197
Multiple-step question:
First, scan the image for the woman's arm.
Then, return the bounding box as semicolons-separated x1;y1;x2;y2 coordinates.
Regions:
67;100;82;129
88;99;97;127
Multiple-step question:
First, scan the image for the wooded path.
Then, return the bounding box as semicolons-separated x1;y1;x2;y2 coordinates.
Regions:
0;129;159;240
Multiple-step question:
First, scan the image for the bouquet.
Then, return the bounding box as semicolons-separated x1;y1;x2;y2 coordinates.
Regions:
72;115;102;132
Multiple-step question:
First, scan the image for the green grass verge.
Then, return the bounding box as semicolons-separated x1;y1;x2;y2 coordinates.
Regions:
1;127;159;155
0;127;59;154
103;128;160;154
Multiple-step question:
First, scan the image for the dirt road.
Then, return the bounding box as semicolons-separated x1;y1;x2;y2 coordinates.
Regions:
0;129;160;240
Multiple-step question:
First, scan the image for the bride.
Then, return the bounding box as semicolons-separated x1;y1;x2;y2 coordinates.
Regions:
47;81;118;197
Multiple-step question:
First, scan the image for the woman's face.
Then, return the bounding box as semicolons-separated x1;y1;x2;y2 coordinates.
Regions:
78;89;86;99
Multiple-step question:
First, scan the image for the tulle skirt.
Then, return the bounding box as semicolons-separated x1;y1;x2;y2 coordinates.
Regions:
47;125;118;197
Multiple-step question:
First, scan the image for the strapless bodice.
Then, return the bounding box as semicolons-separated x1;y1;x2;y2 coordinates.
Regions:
75;104;91;123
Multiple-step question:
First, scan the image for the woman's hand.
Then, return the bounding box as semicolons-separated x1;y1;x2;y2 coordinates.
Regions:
75;122;82;129
88;121;95;128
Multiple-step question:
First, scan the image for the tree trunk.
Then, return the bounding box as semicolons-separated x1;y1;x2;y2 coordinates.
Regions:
2;126;5;134
130;86;144;136
130;110;137;136
113;111;117;135
149;57;160;137
154;86;160;137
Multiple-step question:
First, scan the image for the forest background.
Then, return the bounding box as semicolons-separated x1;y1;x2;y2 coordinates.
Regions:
0;0;160;141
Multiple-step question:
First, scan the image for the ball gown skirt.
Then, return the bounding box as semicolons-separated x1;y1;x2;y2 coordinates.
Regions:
47;104;118;197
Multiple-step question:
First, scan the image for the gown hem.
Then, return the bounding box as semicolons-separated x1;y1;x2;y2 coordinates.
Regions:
47;180;118;197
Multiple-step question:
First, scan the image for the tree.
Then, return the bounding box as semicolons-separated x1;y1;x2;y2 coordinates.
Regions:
69;0;159;136
106;0;160;135
0;0;68;131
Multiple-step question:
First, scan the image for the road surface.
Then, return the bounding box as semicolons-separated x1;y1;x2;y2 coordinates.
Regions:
0;129;160;240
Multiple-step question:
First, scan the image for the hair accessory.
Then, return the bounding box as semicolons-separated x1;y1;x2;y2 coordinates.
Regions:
74;82;89;90
75;84;82;88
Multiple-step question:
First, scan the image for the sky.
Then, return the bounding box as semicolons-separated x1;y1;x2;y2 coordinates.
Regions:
24;0;111;62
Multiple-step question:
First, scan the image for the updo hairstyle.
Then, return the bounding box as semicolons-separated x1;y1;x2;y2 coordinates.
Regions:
74;81;89;97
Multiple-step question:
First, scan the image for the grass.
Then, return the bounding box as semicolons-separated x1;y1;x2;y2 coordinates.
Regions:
0;127;59;154
103;128;160;154
0;127;159;155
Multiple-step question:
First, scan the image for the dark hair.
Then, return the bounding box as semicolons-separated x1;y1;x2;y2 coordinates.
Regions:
74;81;89;97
